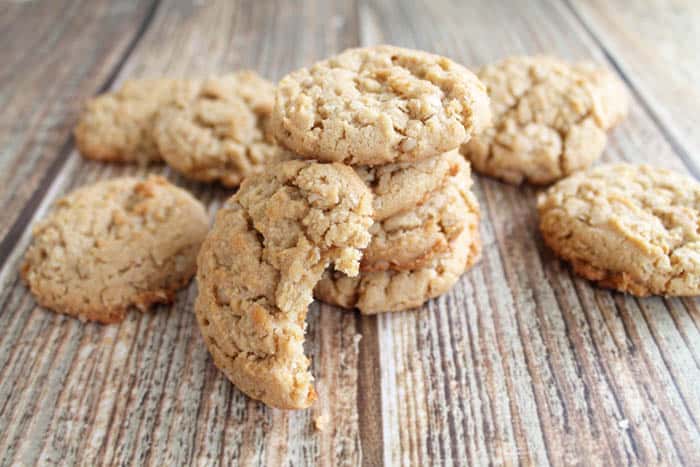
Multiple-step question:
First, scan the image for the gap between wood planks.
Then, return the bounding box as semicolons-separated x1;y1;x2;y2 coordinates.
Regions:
0;0;162;271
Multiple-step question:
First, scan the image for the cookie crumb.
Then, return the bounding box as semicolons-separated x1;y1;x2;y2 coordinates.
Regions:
314;414;329;432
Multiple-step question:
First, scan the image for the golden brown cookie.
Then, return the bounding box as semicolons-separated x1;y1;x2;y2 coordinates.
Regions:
21;176;209;323
75;78;200;164
155;71;279;187
315;216;481;314
461;56;628;185
361;154;479;271
195;160;373;409
538;163;700;296
272;45;491;165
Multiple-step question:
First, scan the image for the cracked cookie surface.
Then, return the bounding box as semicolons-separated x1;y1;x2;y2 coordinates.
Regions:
195;160;373;409
75;78;200;164
272;45;491;165
461;56;628;185
355;149;459;221
155;71;279;187
315;212;481;314
361;153;479;271
21;176;209;323
538;163;700;296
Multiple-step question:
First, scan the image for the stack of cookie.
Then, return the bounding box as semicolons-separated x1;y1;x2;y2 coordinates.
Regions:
270;45;492;313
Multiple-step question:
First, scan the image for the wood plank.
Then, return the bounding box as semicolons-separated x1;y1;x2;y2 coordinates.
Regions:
1;0;699;465
568;0;700;171
359;0;700;464
0;0;368;465
0;0;158;258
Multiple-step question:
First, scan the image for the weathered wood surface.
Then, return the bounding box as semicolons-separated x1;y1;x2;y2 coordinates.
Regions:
1;0;699;465
0;0;159;262
569;0;700;178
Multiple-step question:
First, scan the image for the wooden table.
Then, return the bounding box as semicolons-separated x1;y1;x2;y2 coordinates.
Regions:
2;1;699;465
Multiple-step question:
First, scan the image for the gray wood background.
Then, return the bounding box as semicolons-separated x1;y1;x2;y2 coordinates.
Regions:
1;0;699;465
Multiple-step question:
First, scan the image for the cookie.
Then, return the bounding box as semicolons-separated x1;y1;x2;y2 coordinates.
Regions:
75;78;200;164
21;176;209;323
155;71;279;187
361;154;479;271
355;149;460;221
276;148;462;222
538;163;700;296
460;56;628;185
315;217;481;314
272;45;491;165
195;160;373;409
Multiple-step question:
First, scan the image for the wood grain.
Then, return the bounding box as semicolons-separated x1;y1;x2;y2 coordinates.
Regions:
1;0;699;465
0;0;158;258
1;0;365;465
569;0;700;172
360;0;700;465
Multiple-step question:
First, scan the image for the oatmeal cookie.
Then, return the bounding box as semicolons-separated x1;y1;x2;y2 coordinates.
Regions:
315;217;481;314
272;45;491;165
21;176;209;323
461;56;628;185
155;71;279;187
195;160;373;408
538;163;700;295
355;149;460;221
361;154;479;271
75;78;199;163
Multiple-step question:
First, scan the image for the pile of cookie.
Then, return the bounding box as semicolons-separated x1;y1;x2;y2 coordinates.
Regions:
20;46;700;410
272;46;489;314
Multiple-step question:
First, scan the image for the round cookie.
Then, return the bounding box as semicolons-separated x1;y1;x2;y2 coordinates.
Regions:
315;217;481;314
155;71;279;187
272;45;491;165
195;160;373;409
75;78;200;164
361;154;479;271
538;163;700;296
355;149;460;221
21;176;209;323
460;55;629;185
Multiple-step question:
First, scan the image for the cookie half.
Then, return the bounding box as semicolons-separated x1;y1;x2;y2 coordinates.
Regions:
315;217;481;314
272;45;491;165
195;160;374;409
361;154;479;271
538;163;700;296
461;56;629;185
75;78;200;164
21;176;209;323
155;71;279;187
